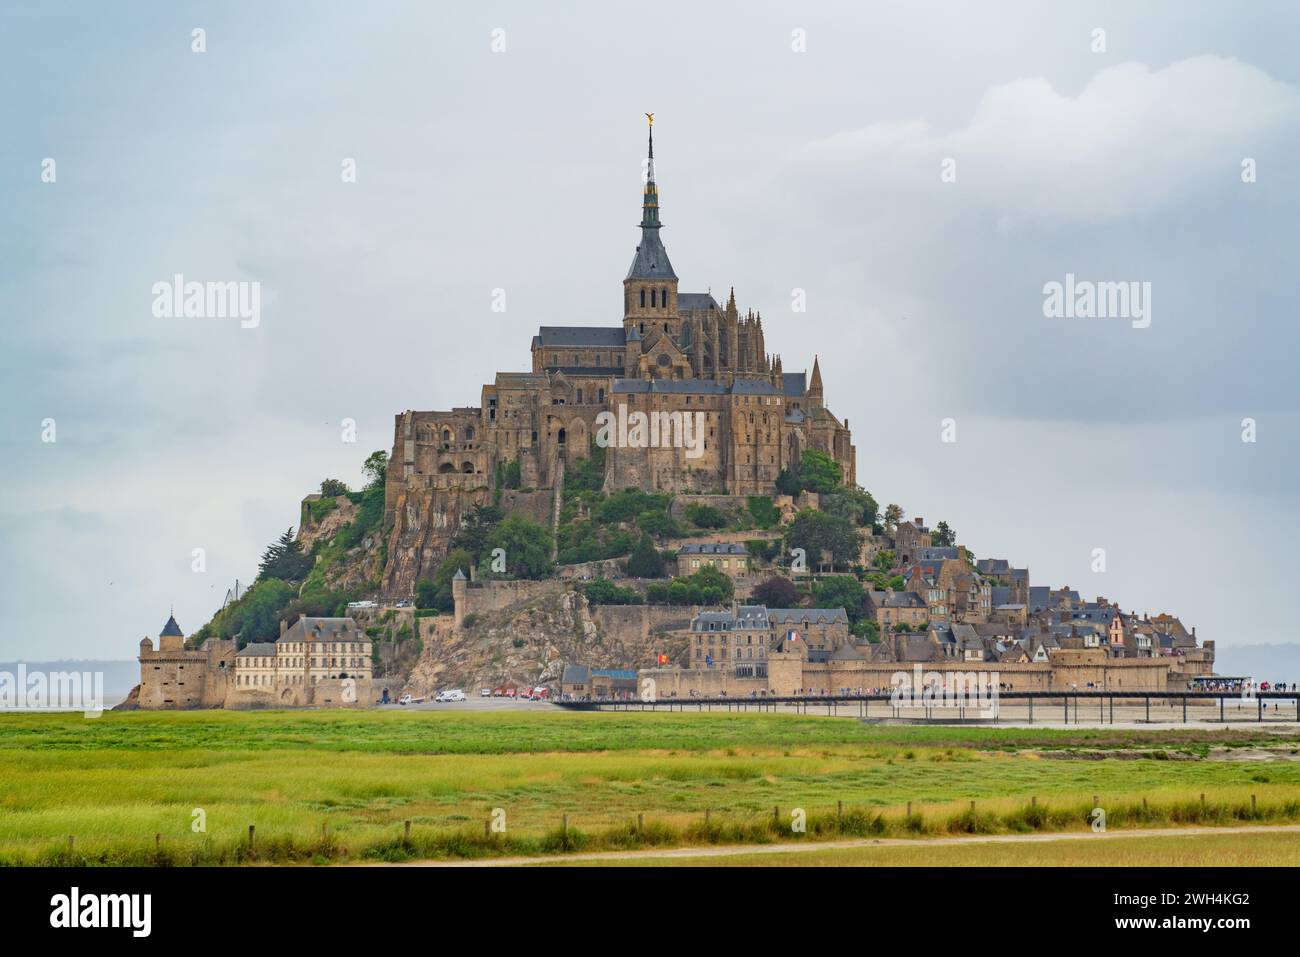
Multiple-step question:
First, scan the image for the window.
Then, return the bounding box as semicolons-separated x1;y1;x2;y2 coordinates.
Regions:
640;288;646;307
651;289;657;307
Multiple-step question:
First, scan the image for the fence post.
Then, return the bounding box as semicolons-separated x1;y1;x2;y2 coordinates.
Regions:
637;813;644;834
1252;794;1257;815
838;800;843;825
404;820;411;842
247;825;255;847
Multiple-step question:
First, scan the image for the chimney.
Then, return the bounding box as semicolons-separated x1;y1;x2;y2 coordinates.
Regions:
279;619;287;637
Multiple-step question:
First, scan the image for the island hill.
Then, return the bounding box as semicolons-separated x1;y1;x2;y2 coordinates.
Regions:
129;122;1215;707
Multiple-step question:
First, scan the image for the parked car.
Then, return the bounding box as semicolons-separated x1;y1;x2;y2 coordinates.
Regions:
397;693;413;706
480;688;491;698
435;689;466;703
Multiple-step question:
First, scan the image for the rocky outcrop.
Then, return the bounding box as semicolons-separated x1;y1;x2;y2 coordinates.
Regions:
380;486;556;598
404;588;692;695
381;486;494;598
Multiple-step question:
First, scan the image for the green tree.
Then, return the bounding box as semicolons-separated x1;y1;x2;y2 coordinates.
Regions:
883;503;904;533
584;579;643;605
746;495;781;529
684;503;728;529
414;577;439;610
785;509;861;569
798;449;842;494
320;478;351;497
932;520;956;547
635;509;682;539
496;458;523;490
216;577;295;647
751;575;799;608
873;549;897;573
775;468;802;497
821;486;879;528
362;450;389;487
449;504;504;564
626;533;666;578
257;528;312;582
417;547;474;612
485;515;553;579
812;575;866;623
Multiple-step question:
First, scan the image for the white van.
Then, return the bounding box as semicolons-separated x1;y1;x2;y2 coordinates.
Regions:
435;689;466;703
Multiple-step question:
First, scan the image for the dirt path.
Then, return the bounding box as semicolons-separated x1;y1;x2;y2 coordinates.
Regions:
390;823;1300;867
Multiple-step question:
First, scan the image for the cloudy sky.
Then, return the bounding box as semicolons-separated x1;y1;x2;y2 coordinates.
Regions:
2;1;1297;661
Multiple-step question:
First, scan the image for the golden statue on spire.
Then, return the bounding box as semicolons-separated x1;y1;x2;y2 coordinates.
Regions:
645;112;654;126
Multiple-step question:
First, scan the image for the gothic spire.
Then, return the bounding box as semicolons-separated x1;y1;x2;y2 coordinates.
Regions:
808;355;824;397
642;116;660;229
626;113;676;281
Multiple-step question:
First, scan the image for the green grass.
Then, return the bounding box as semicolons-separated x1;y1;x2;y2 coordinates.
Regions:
2;710;1300;865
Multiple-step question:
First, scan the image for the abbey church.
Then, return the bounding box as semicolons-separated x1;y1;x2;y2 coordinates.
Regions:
382;121;855;592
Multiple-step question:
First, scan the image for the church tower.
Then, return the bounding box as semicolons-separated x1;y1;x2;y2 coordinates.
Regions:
623;115;680;342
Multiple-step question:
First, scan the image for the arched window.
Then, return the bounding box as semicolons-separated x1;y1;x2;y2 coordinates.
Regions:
640;288;646;308
576;389;583;404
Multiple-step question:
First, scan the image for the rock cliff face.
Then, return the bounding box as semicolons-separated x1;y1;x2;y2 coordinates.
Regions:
404;589;692;695
379;486;555;598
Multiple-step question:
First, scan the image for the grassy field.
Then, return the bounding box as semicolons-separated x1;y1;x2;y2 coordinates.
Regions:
3;709;1300;865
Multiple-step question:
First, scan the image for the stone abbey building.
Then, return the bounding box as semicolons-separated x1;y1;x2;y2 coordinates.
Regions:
382;122;855;594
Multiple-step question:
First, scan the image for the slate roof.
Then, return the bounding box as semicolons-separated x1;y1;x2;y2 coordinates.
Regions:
550;366;624;377
279;617;363;643
830;643;868;661
238;642;277;658
626;229;677;280
561;664;592;685
1028;586;1051;612
767;607;849;624
613;378;727;395
869;590;926;609
160;614;184;638
781;372;807;397
591;668;637;680
612;377;780;396
915;547;960;562
535;326;626;348
679;543;747;555
677;292;718;312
